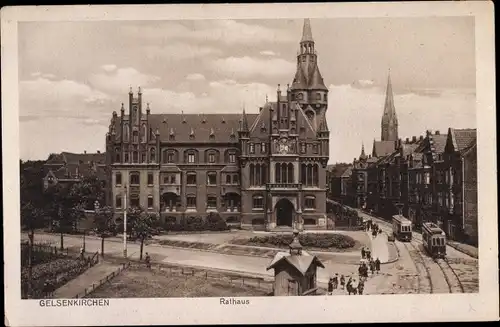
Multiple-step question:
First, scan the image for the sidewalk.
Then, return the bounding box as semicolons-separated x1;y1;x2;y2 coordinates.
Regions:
52;261;121;298
447;241;478;259
367;231;389;263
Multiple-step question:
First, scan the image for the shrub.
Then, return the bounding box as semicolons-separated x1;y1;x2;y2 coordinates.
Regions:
241;233;355;250
162;214;229;232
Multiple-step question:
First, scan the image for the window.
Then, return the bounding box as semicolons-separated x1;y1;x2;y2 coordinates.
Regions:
130;194;140;208
261;143;267;154
187;172;197;185
115;195;122;209
208;153;215;163
133;151;139;163
207;172;217;185
123;124;129;142
141;152;146;163
301;143;306;154
226;174;231;184
312;144;318;154
229;153;236;163
207;196;217;209
316;92;321;100
305;196;316;209
133;131;139;143
232;174;239;184
130;172;140;185
141;124;147;143
187;195;197;208
253;196;264;209
147;195;154;209
249;143;255;154
115;173;122;186
167;152;174;163
187;153;195;163
170;175;176;184
147;173;154;185
124;152;129;163
150;148;156;162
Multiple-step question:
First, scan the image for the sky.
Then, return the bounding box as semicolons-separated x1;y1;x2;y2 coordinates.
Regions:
18;17;476;163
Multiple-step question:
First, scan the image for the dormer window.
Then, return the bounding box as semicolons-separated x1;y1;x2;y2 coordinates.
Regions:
189;128;195;140
316;93;321;100
249;143;255;154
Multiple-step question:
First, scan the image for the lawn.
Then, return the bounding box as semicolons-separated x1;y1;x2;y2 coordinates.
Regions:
88;266;270;298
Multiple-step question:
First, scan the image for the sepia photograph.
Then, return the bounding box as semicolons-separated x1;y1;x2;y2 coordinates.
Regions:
2;2;498;326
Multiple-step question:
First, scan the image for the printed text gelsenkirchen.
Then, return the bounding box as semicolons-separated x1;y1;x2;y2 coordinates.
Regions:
39;299;110;307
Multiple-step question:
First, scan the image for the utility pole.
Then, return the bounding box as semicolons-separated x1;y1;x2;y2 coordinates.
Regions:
123;184;128;258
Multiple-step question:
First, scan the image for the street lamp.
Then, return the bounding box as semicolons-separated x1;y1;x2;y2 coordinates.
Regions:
123;184;128;259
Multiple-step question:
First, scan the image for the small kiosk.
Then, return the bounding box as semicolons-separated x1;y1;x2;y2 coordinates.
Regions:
267;230;325;296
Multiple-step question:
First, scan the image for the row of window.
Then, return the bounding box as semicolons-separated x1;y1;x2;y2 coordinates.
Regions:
248;143;319;154
116;164;321;188
116;193;317;211
252;195;316;209
115;148;156;164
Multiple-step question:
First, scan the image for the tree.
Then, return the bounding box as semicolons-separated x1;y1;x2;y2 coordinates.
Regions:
128;207;159;260
94;206;117;257
44;184;84;250
69;175;105;210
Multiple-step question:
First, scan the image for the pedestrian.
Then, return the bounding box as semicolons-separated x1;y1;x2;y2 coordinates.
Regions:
358;264;364;278
361;247;366;259
340;275;346;290
333;273;339;289
79;247;84;260
328;278;334;295
372;229;377;238
358;279;365;295
352;279;358;295
375;258;381;274
370;260;375;275
366;250;371;261
145;252;151;269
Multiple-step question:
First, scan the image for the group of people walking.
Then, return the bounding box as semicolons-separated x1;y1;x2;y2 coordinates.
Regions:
364;219;382;238
327;245;382;296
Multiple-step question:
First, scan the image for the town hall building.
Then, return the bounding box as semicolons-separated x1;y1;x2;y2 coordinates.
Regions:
105;19;331;231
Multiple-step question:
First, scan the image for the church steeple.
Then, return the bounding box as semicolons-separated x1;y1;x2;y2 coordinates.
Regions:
381;70;398;142
301;18;313;43
359;142;367;160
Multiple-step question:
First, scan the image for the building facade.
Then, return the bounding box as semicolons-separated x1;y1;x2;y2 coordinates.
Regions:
105;19;330;231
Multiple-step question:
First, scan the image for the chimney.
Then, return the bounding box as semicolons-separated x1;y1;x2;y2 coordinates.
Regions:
435;130;440;135
419;135;424;141
259;107;263;112
97;150;101;154
405;137;409;143
84;150;87;154
412;136;417;143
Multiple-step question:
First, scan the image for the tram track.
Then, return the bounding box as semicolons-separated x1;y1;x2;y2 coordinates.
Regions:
434;258;465;293
403;242;433;294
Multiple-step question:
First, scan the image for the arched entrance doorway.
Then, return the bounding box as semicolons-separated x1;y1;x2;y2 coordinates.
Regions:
275;198;294;227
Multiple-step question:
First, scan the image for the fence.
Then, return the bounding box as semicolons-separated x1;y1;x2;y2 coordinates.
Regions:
22;251;99;299
75;261;131;299
21;242;69;267
130;263;275;292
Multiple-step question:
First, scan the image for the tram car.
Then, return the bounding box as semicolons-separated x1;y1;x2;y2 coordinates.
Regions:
391;215;412;241
422;222;447;258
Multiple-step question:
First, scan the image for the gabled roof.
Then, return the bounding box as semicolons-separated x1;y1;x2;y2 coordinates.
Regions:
372;140;396;158
450;128;477;152
429;134;448;154
266;251;324;275
329;164;351;178
116;113;258;143
61;152;106;164
341;166;353;178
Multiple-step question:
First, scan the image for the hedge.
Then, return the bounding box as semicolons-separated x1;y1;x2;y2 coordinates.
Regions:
162;213;229;232
239;233;356;250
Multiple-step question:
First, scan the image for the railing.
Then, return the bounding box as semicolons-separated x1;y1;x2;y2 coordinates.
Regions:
22;251;100;299
74;262;131;298
267;183;300;189
138;264;274;292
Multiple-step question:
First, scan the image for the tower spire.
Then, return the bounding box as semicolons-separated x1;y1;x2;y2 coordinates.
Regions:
360;142;367;160
301;18;314;43
381;69;399;142
241;106;249;132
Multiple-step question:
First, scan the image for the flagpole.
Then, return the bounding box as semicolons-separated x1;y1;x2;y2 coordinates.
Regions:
123;184;128;258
